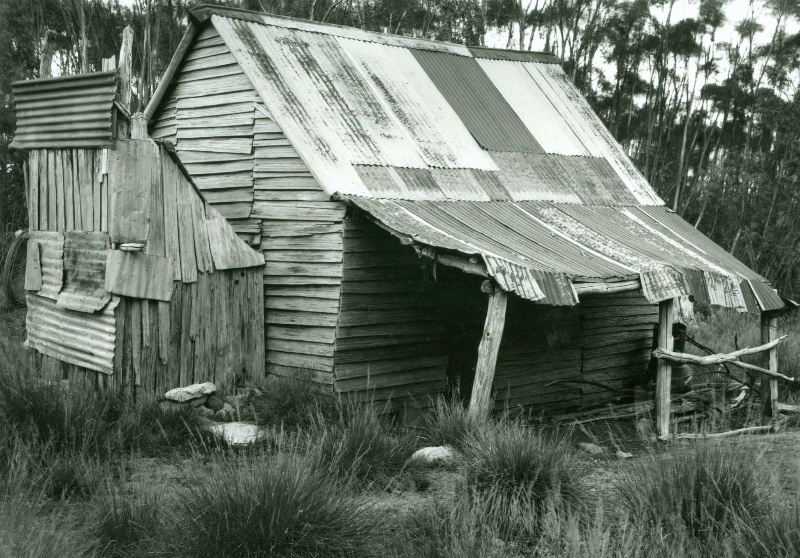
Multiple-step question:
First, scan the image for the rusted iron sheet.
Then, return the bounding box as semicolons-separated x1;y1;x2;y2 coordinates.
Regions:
194;6;472;56
468;47;558;63
108;140;158;245
477;59;589;156
484;256;545;301
530;63;662;205
242;26;426;169
491;152;637;204
748;279;784;312
29;231;63;300
204;207;266;270
56;231;111;313
214;17;369;197
105;251;175;302
26;293;119;374
10;71;116;150
337;38;498;171
412;49;543;153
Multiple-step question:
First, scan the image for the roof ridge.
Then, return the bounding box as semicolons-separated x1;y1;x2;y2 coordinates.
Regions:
189;3;559;62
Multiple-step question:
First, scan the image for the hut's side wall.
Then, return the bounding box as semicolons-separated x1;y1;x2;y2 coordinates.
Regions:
334;218;448;409
115;268;264;398
26;148;108;233
150;27;347;386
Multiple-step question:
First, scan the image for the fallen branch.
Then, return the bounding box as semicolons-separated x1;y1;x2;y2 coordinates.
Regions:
653;338;795;383
675;425;776;439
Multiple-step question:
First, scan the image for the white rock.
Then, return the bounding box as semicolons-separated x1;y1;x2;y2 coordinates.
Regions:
615;450;633;459
578;442;605;455
164;382;216;403
209;422;264;446
411;446;455;464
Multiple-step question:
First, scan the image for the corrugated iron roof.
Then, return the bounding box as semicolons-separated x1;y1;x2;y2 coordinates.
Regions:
342;197;779;312
26;293;119;374
11;71;117;149
468;47;559;63
411;49;543;153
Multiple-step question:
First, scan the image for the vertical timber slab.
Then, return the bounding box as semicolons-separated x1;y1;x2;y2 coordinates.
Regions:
760;315;779;417
38;151;48;230
467;285;508;421
655;298;675;438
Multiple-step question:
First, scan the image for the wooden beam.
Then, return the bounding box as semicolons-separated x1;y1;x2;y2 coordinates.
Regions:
467;286;508;421
761;315;779;417
573;279;641;296
655;298;675;438
144;21;200;121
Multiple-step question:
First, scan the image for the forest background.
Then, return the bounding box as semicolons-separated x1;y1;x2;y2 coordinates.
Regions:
1;0;799;294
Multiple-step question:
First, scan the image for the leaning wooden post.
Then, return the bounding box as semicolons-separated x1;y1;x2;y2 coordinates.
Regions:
467;281;508;422
760;314;779;417
655;298;676;438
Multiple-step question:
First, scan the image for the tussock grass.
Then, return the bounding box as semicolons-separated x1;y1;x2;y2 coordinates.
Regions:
242;371;338;431
91;485;161;558
464;421;588;513
617;444;769;546
419;395;481;451
159;448;378;558
314;399;418;484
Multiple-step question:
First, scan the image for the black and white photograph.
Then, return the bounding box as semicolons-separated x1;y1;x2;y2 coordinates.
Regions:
0;0;799;555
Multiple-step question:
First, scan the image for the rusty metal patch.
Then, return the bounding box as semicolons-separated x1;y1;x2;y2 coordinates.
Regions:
29;231;64;300
56;231;111;313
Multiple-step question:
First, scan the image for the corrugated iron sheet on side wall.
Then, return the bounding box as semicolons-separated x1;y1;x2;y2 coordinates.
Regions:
10;72;117;150
56;231;111;313
26;293;119;374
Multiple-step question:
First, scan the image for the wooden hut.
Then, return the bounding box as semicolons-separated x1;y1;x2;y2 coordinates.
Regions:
12;5;790;433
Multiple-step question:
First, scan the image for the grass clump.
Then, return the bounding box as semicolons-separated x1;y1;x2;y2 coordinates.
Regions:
160;449;377;558
617;443;769;546
315;399;418;484
242;371;338;431
91;485;161;558
420;395;481;452
464;421;588;512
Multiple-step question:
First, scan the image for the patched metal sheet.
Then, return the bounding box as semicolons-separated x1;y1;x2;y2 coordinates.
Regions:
239;26;426;168
529;63;662;205
11;71;116;149
411;49;543;153
337;38;498;170
214;16;369;196
477;59;589;156
56;231;111;313
491;152;583;203
29;231;64;300
26;293;119;374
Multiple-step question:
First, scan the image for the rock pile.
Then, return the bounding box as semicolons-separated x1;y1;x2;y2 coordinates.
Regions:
160;382;247;422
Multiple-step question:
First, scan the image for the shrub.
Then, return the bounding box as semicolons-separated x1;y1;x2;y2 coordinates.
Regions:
159;449;377;558
463;421;588;513
242;371;338;431
41;452;105;500
420;395;481;452
314;399;418;484
91;485;161;558
617;444;769;545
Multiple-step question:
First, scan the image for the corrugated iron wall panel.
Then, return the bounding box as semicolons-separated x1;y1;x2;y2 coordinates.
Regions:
411;49;543;153
30;231;64;300
26;293;118;374
11;72;116;150
477;59;589;156
337;38;497;170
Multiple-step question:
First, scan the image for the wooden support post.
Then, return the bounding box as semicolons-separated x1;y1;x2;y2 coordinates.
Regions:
655;298;675;438
467;282;508;422
761;314;779;417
